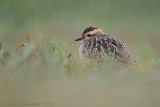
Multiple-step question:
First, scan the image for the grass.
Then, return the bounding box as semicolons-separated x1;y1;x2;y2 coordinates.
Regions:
0;33;160;107
0;0;160;106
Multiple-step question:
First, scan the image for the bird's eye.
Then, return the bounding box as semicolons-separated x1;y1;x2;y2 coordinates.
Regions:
87;34;92;37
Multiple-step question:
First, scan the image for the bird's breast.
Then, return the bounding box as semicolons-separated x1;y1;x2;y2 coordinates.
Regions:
79;45;85;61
79;38;105;62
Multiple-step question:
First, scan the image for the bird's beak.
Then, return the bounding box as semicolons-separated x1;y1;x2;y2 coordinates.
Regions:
75;37;83;41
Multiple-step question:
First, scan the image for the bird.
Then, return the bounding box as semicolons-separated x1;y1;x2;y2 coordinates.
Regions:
75;26;135;64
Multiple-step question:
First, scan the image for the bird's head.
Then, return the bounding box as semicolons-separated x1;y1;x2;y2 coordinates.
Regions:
75;26;104;42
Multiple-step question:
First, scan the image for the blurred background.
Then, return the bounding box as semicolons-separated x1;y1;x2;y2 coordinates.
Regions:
0;0;160;107
0;0;160;59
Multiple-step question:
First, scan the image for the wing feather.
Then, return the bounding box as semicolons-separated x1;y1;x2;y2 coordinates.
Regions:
101;34;136;64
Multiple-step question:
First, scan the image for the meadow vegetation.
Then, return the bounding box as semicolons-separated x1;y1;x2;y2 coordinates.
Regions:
0;0;160;107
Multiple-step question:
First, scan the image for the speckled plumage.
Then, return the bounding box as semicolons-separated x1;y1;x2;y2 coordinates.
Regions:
76;26;134;64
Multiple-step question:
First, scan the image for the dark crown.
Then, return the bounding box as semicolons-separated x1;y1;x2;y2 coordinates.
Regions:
82;26;98;35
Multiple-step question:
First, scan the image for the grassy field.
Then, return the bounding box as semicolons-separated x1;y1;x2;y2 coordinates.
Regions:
0;0;160;107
